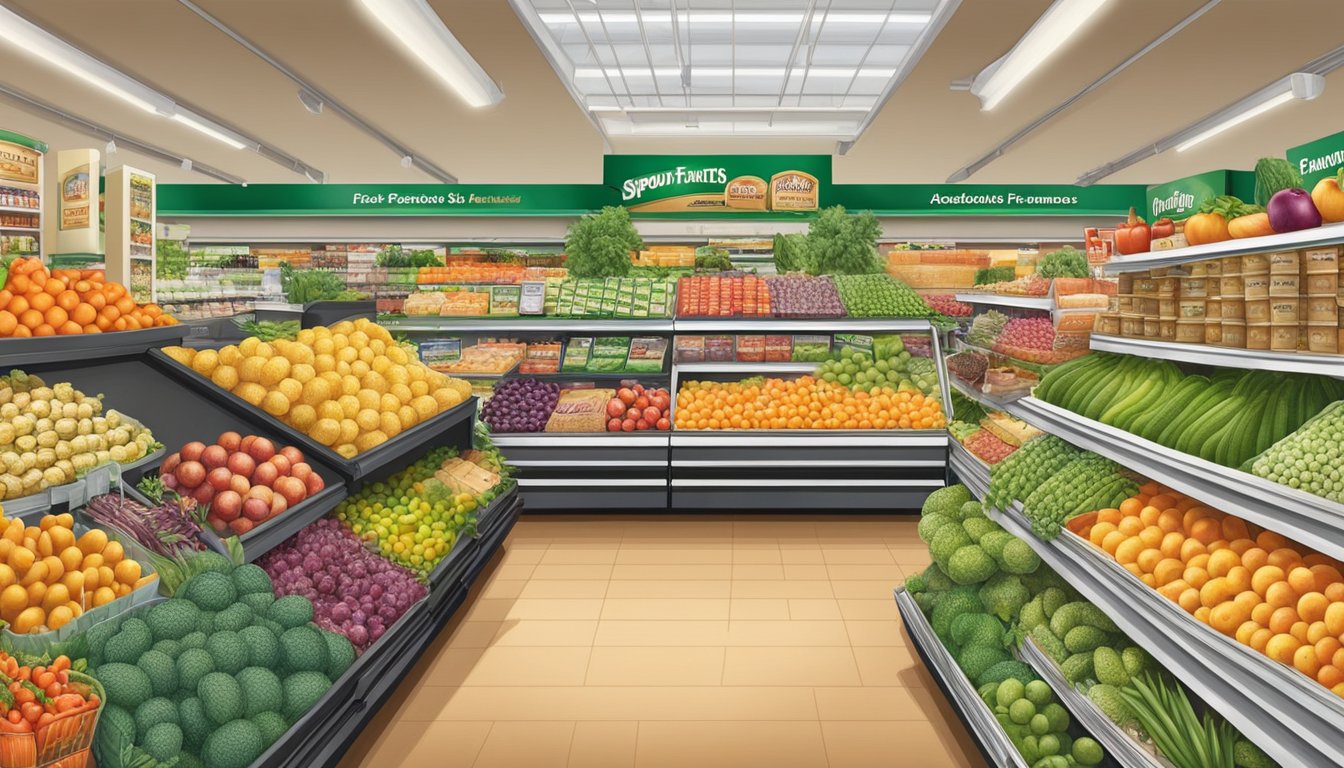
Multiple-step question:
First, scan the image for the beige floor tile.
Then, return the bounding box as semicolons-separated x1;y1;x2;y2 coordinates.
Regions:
822;721;983;768
730;548;782;563
473;721;576;768
634;721;828;768
788;599;842;620
837;599;901;621
519;580;610;599
731;563;786;579
463;599;514;622
731;580;834;599
423;648;489;687
604;580;731;599
491;563;538;580
843;620;907;647
852;646;924;687
813;687;924;720
615;549;734;564
479;580;528;599
826;564;904;581
594;621;731;647
619;538;733;549
601;598;731;621
722;647;860;686
446;621;505;649
822;547;897;564
490;620;599;647
352;720;491;767
541;548;620;565
585;647;725;686
779;548;825;563
423;686;819;722
725;620;851;646
459;646;593;686
490;598;606;621
531;564;614;580
782;564;829;580
611;564;733;580
568;721;638;768
503;537;551;549
500;547;547;565
831;580;901;599
889;547;933;566
729;599;790;620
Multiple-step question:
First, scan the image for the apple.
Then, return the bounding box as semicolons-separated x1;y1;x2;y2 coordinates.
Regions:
206;467;233;492
214;490;242;521
248;437;276;463
240;497;269;522
179;441;206;462
200;445;229;471
268;454;292;476
228;518;254;535
279;445;304;466
217;431;242;452
226;452;256;478
252;462;280;488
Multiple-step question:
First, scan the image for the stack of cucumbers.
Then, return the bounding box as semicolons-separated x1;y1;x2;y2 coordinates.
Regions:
1035;352;1344;469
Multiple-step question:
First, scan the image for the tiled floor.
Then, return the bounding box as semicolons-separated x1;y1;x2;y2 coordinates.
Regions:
340;516;986;768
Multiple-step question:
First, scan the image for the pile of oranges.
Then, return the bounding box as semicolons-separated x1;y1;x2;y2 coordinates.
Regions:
675;375;946;431
1078;482;1344;697
0;257;176;337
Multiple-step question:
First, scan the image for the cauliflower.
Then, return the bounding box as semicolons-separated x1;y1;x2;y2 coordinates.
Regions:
979;574;1031;622
922;484;972;517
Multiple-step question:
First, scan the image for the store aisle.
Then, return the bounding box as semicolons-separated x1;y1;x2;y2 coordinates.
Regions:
340;516;985;768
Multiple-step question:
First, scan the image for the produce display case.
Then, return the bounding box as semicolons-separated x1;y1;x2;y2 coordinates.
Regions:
0;324;188;367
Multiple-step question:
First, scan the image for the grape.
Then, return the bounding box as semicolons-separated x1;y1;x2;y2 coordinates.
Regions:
764;275;845;318
832;274;937;318
481;378;560;433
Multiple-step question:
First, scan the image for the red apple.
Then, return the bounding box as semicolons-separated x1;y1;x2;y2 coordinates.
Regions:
303;472;325;495
642;406;661;423
217;431;242;452
606;399;626;419
248;437;276;463
200;445;229;470
228;474;251;496
607;417;622;432
246;485;273;504
636;419;649;431
214;490;242;521
276;476;306;506
206;467;233;492
290;463;312;482
269;494;288;518
160;452;181;476
191;483;215;505
175;461;206;490
226;452;256;478
268;454;292;477
279;445;304;466
252;462;280;488
179;441;206;462
621;419;636;432
239;435;256;454
240;497;269;522
617;388;636;405
228;517;254;535
656;417;671;431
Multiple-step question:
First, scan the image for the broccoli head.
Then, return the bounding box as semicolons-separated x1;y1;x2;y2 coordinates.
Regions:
958;500;986;521
976;660;1038;687
979;530;1013;561
1233;739;1276;768
930;525;974;570
917;513;955;545
950;612;1006;649
998;537;1042;575
957;644;1011;683
979;574;1031;623
923;484;972;517
930;586;985;644
948;545;998;585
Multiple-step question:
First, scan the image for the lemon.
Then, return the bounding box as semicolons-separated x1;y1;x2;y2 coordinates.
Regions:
411;395;439;420
332;321;355;335
164;346;195;366
238;337;260;356
379;411;402;438
360;371;388;395
309;418;341;446
338;419;360;444
253;341;274;359
349;330;370;348
380;393;401;413
234;382;268;407
337;375;359;397
299;377;333;406
312;325;332;340
296;329;316;346
191;349;220;376
350;360;371;378
317;401;345;421
338;395;361;419
337;346;358;364
260;357;291;387
356;389;381;411
211;366;240;391
354;430;387;452
355;409;382;432
332;334;349;351
357;346;375;364
238;356;265;384
410;380;430;398
314;354;336;373
387;347;409;366
262;391;291;417
369;339;387;356
289;404;318;430
398;405;418;430
372;356;392;375
314;337;335;356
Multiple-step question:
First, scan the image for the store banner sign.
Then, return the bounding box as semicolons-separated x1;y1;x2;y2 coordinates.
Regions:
603;155;831;214
1145;170;1252;221
831;184;1142;216
1288;130;1344;188
157;184;617;216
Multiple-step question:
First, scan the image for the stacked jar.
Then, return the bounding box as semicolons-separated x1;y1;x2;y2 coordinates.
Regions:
1303;246;1340;353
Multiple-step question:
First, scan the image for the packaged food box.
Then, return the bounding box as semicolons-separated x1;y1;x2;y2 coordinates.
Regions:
1204;321;1222;345
1307;296;1339;323
587;337;632;372
561;337;594;371
1269;251;1300;274
545;388;616;433
419;339;462;369
518;341;562;374
1175;320;1203;343
705;336;735;362
834;334;874;356
519;281;546;315
1158;319;1175;340
1221;299;1245;320
1270;299;1299;325
1270;324;1298;352
1307;323;1339;354
489;285;521;316
440;289;490;316
1269;274;1300;297
1243;274;1270;299
735;335;765;363
1245;300;1270;324
1242;253;1270;274
675;336;706;363
1246;324;1271;350
1180;278;1208;298
791;335;831;362
765;335;792;362
1306;272;1337;296
625;337;668;373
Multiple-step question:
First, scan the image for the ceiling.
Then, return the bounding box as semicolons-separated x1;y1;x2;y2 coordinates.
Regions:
1;0;1342;187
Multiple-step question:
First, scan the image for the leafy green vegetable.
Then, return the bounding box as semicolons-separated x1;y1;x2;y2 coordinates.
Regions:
773;233;815;274
564;206;641;278
974;266;1016;285
410;249;442;268
1198;195;1263;220
136;475;166;505
693;247;733;271
234;319;300;342
156;239;189;280
279;263;348;304
1036;246;1089;279
375;245;412;268
1121;673;1236;768
805;205;883;275
1254;157;1303;207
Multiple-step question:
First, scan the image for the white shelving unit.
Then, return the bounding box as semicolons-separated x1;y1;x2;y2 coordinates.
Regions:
1103;222;1344;274
1090;334;1344;379
954;293;1054;311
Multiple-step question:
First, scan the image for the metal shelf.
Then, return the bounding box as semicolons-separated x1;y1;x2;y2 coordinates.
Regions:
1009;396;1344;563
948;440;989;500
0;325;188;368
894;587;1028;768
1103;222;1344;274
381;317;675;333
985;503;1344;768
670;430;948;448
676;362;817;374
675;318;935;332
1090;334;1344;379
0;205;40;214
1017;639;1167;768
954;293;1053;311
492;433;669;448
0;225;39;232
948;376;1028;415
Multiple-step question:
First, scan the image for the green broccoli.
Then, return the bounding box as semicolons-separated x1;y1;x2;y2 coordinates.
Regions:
958;500;986;521
1018;597;1047;632
979;530;1013;561
950;613;1006;649
917;513;955;545
921;563;954;594
930;525;973;570
957;644;1011;682
923;484;972;517
948;545;997;585
976;660;1038;687
999;537;1042;575
1063;626;1112;654
1093;647;1129;687
1121;646;1152;678
1040;588;1070;619
930;586;985;643
1086;684;1135;729
1060;652;1094;684
1233;739;1276;768
962;517;1001;543
979;574;1030;622
1030;625;1068;663
1050;602;1119;639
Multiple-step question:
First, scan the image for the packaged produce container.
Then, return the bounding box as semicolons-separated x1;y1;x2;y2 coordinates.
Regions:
1269;273;1300;297
1247;324;1271;350
1243;274;1270;299
1270;299;1300;324
1117;294;1134;312
1120;314;1142;337
1175;320;1203;343
1133;277;1157;296
1143;317;1159;338
1116;273;1134;293
1202;259;1222;277
1188;262;1207;277
1140;297;1160;317
1220;255;1242;273
1180;278;1208;298
1205;298;1221;319
1204;320;1222;344
0;670;104;768
1158;297;1179;318
1158;319;1176;340
1096;314;1120;335
1221;298;1245;320
1245;299;1270;324
1242;252;1270;274
1307;323;1340;354
1316;296;1344;323
1306;272;1338;295
1219;274;1243;297
1155;277;1179;296
1303;246;1339;274
1270;251;1300;274
1178;299;1206;319
1221;321;1246;348
1271;324;1299;351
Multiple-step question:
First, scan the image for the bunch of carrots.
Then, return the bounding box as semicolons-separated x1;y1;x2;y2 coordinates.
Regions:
0;257;176;338
0;653;98;734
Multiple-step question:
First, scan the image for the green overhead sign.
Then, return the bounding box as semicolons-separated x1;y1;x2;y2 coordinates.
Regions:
1144;170;1253;222
157;183;616;216
603;154;832;217
1288;130;1344;188
831;184;1144;217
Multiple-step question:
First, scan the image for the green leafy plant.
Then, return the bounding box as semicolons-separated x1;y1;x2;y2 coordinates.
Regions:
1036;246;1089;279
1198;195;1262;220
376;244;412;268
694;246;733;271
564;206;641;278
1121;673;1237;768
280;262;347;304
155;239;189;280
805;205;883;275
773;233;814;274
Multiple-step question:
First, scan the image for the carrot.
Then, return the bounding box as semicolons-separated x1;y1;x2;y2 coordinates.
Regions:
20;702;41;723
51;694;83;714
1228;212;1274;239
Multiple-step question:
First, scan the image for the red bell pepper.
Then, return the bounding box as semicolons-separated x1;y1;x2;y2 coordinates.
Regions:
1114;208;1151;255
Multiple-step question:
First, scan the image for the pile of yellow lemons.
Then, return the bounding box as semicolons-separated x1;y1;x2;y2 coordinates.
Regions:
164;319;471;457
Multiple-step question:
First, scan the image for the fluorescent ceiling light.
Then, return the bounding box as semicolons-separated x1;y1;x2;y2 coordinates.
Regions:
539;11;931;25
171;112;253;150
1076;73;1325;185
574;66;895;79
0;5;173;114
357;0;503;107
970;0;1109;110
1174;75;1322;151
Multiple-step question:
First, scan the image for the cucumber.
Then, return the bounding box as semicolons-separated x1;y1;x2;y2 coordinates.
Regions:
1158;380;1234;448
1111;363;1181;431
1081;358;1144;421
1066;357;1129;414
1036;354;1106;403
1131;376;1205;441
1178;396;1244;456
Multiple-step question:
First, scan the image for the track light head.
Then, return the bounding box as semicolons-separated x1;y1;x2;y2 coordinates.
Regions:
105;140;116;155
180;158;193;172
400;155;414;169
298;89;324;114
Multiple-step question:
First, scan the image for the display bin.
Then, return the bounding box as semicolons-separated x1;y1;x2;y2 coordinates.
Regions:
0;326;188;368
1;435;164;522
492;434;670;511
424;484;518;590
0;671;105;768
146;348;477;486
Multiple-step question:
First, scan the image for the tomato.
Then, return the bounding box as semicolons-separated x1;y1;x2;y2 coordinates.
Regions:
617;388;636;405
656;417;671;431
621;419;636;432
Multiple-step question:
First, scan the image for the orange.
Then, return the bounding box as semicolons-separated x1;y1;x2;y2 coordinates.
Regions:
1234;589;1263;614
57;321;81;336
1101;505;1128;524
70;304;96;326
18;309;43;329
33;324;54;337
1101;531;1127;556
1118;517;1143;537
1194;606;1212;624
1325;602;1344;636
1294;645;1322;677
8;274;29;294
1088;522;1117;546
1236;620;1261;645
1299;592;1330;623
1139;526;1165;549
0;311;15;336
1251;602;1274;627
1160;532;1185;559
1153;558;1185;586
1179;538;1207;562
1289;567;1318;595
114;296;135;315
55;290;79;311
0;289;10;309
85;292;105;310
1158;580;1190;601
1139;505;1161;527
1229;538;1257;556
43;278;65;296
28;291;53;312
1308;621;1332;644
1182;567;1209;589
1265;634;1301;664
1252;565;1286;597
1115;538;1144;565
1317;637;1343;665
1240;547;1270;573
1210;602;1249;635
1305;553;1336;568
1199;577;1235;608
43;306;67;328
1258;530;1290;551
1268;548;1303;571
1207;548;1241;578
1266;581;1299;609
1249;628;1274;652
1318;665;1344;689
1190;517;1222;544
1188;553;1211;571
1291;621;1311;644
1136;548;1163;574
1226;566;1252;593
1311;564;1344;592
1118;497;1143;517
9;325;29;337
1269;606;1300;634
1222;517;1251;541
1149;494;1177;511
